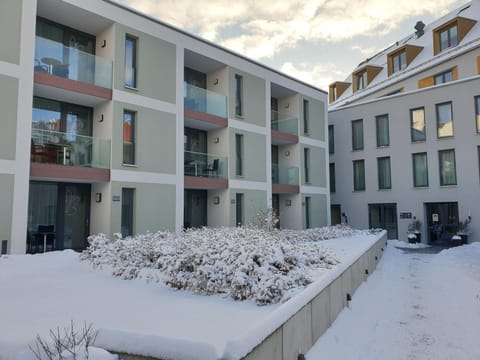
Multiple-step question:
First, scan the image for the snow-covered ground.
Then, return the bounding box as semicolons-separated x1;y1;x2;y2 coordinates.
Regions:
308;240;480;360
0;231;380;360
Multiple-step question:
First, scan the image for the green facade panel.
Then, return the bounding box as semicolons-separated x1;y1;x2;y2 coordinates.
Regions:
0;75;18;160
114;24;176;103
303;146;326;187
302;97;326;141
304;194;328;228
229;68;266;126
230;129;267;181
112;102;176;173
0;0;22;64
229;189;267;226
110;182;176;236
0;175;14;252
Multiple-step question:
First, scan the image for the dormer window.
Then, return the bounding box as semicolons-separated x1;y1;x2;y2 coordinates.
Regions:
328;81;350;103
387;45;423;76
433;17;477;55
352;65;382;93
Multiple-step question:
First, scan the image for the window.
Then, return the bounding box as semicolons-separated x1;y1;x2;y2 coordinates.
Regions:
331;86;337;102
236;193;244;226
377;157;391;190
329;163;336;193
305;197;311;229
475;95;480;133
125;35;137;88
123;110;135;165
436;102;454;138
353;159;365;191
412;153;429;187
392;51;407;73
434;69;453;85
410;107;426;142
328;125;334;154
121;188;135;237
235;74;243;117
304;148;310;183
352;119;364;151
478;146;480;181
235;133;243;176
303;99;309;134
376;114;389;147
439;149;457;186
439;24;458;52
356;71;367;90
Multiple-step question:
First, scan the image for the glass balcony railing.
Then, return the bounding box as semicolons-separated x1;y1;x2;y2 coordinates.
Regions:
31;128;111;169
34;36;112;89
271;110;298;136
272;164;299;185
184;82;227;118
184;150;227;179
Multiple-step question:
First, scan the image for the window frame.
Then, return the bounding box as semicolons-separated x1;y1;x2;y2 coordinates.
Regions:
375;114;390;147
412;152;429;188
356;71;367;90
329;162;336;193
439;24;458;52
303;99;309;134
121;188;135;238
410;107;426;142
392;51;407;74
234;74;243;117
235;133;244;176
351;119;364;151
436;101;454;138
475;95;480;133
304;147;310;183
438;149;457;186
124;35;137;88
377;156;392;190
328;125;334;154
353;159;365;191
434;69;454;85
122;110;136;165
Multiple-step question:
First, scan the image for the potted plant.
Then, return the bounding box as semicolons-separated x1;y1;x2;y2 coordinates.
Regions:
453;217;471;245
407;219;422;243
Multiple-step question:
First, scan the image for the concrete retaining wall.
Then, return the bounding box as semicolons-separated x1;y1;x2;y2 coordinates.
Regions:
241;232;388;360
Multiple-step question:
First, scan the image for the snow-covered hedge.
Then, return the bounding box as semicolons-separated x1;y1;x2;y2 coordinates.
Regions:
81;225;375;305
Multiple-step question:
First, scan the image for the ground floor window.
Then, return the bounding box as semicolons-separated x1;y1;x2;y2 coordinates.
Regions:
235;193;244;226
369;203;397;239
121;188;135;237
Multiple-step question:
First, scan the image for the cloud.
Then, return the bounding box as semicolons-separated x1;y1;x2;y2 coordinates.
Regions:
115;0;464;59
280;61;346;91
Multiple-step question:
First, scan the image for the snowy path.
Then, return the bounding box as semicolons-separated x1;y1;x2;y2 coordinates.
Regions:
307;241;480;360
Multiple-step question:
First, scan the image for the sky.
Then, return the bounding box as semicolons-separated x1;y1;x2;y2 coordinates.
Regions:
113;0;468;91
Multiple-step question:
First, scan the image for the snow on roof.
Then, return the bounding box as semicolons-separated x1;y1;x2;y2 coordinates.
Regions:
329;1;480;110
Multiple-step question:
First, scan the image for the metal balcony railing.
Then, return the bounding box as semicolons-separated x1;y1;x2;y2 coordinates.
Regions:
184;150;227;179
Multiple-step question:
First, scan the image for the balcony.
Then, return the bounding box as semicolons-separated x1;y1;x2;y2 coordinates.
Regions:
184;150;228;189
34;36;112;103
272;164;299;193
184;83;228;130
271;111;299;145
30;129;110;182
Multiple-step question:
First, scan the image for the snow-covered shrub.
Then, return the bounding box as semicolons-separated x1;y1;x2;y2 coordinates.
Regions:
82;225;374;305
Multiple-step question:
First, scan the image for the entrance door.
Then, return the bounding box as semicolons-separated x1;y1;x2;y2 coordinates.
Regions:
425;202;458;244
184;190;207;228
369;203;398;239
28;182;91;252
331;204;342;225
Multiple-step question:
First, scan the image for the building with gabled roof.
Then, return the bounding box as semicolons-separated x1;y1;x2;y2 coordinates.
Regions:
328;1;479;243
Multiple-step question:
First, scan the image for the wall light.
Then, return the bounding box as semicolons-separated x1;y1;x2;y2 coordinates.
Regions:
95;193;102;203
213;196;220;205
101;40;106;48
285;199;292;206
285;150;290;156
213;78;219;85
213;137;220;144
99;114;104;122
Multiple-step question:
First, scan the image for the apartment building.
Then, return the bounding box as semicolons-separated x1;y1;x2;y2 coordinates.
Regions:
0;0;329;254
329;1;479;243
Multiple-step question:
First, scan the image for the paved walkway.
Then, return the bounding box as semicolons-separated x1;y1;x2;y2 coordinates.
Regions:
307;241;480;360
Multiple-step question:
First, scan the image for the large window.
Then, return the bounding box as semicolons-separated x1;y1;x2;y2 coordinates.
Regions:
377;157;391;190
410;107;426;142
475;96;480;133
376;114;389;147
125;35;137;88
439;24;458;52
392;51;407;73
434;69;453;85
353;159;365;191
303;99;309;134
235;133;244;176
436;102;454;138
235;74;243;117
439;149;457;186
304;148;310;183
412;152;429;187
123;110;135;165
329;163;335;193
121;188;135;237
328;125;334;154
352;119;364;151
